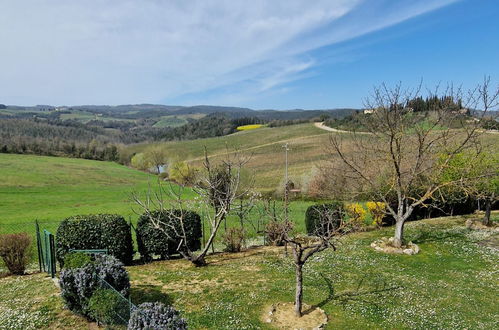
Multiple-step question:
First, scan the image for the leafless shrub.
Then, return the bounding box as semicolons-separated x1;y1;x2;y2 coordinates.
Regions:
0;233;32;275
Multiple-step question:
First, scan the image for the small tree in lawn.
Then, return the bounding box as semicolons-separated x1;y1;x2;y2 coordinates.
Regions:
133;148;251;266
441;151;499;226
284;205;345;317
327;78;498;248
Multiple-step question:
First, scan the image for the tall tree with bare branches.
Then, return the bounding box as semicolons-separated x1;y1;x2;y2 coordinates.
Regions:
326;78;498;248
133;149;251;266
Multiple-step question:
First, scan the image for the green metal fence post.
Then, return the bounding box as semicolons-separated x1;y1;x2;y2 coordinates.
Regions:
35;220;43;273
49;233;56;278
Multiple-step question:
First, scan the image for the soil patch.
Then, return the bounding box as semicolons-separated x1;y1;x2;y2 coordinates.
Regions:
263;302;328;329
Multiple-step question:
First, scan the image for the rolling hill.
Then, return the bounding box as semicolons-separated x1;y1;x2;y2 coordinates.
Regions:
125;122;338;192
0;154;178;226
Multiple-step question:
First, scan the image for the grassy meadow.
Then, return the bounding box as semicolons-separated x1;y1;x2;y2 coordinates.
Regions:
153;114;206;128
0;153;164;226
126;123;334;191
1;213;497;329
0;153;315;253
127;122;499;192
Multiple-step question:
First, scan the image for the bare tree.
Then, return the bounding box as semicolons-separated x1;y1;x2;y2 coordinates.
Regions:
144;146;169;174
232;191;259;248
284;207;346;317
259;198;293;247
327;78;498;248
133;148;251;266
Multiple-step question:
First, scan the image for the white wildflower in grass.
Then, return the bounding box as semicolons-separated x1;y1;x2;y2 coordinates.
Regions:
0;307;49;330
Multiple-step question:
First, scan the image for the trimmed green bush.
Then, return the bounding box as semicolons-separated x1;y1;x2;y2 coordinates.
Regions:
88;288;130;325
56;214;133;266
137;210;202;261
59;254;130;316
305;202;344;236
63;252;93;270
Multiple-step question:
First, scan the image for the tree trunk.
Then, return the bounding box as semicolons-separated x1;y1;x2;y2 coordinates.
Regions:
393;219;405;248
191;255;207;267
295;263;303;317
482;200;491;226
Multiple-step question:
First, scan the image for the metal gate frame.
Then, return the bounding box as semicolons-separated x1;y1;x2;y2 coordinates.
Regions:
36;221;56;278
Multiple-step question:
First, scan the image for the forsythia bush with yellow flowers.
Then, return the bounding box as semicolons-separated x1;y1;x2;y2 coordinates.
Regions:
345;203;367;228
366;202;387;227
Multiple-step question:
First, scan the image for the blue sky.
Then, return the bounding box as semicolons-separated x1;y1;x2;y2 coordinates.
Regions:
0;0;497;109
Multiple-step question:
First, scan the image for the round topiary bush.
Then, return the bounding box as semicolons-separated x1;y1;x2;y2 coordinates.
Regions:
137;210;202;261
56;214;134;266
128;302;187;330
305;202;344;236
88;288;130;325
59;254;130;316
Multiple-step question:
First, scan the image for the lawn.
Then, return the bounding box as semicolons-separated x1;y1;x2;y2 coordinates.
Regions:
1;213;497;329
126;213;499;329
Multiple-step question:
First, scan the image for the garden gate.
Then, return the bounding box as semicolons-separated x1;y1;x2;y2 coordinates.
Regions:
36;221;56;278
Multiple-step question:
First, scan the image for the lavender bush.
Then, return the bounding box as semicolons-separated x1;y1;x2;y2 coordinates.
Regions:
128;302;187;330
59;254;130;316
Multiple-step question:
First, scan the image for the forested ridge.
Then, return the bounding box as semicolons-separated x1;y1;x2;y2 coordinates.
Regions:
0;106;356;161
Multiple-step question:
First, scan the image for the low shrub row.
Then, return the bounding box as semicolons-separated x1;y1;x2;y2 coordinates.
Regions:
55;210;202;265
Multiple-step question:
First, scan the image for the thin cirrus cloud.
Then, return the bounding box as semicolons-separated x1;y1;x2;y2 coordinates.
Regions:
0;0;457;106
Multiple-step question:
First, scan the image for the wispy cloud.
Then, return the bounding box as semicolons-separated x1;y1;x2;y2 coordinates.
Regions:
0;0;457;105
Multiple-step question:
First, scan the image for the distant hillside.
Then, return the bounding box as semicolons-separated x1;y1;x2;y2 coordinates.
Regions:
0;103;359;162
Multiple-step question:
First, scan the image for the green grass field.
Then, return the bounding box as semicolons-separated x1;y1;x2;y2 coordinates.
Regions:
0;153;314;251
0;154;163;225
1;213;497;329
59;110;135;123
126;122;499;192
126;123;333;191
153;114;206;128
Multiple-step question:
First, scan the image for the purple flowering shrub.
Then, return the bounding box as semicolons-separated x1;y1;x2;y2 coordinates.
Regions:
59;254;130;316
128;302;187;330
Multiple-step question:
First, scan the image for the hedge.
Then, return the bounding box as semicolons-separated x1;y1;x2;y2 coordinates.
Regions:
137;210;202;261
305;202;344;236
56;214;134;266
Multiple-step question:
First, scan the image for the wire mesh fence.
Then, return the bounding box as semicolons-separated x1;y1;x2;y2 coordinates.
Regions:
0;220;61;272
93;278;137;328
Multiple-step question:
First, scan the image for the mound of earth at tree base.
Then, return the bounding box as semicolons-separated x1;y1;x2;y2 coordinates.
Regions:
263;302;327;329
371;237;420;255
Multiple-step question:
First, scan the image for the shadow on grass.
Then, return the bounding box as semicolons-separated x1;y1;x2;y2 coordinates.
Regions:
310;273;403;313
408;227;468;244
206;246;279;265
130;284;173;306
